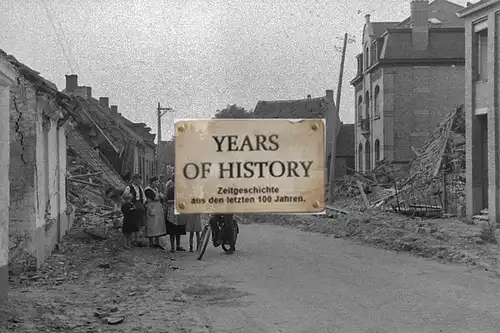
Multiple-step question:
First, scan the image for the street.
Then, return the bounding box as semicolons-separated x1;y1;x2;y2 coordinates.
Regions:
176;223;500;333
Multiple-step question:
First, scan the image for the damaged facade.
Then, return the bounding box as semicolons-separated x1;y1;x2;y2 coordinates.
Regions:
457;0;500;224
2;51;74;282
351;0;466;172
62;75;156;188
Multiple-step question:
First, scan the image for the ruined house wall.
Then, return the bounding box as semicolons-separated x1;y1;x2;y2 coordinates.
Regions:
9;77;71;272
9;78;37;235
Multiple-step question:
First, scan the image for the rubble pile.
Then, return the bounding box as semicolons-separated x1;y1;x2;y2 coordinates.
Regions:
3;228;204;332
67;147;124;237
384;106;465;216
409;105;465;178
341;106;466;218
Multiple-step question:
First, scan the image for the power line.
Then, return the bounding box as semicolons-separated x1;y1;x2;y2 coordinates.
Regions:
39;0;75;73
44;0;81;74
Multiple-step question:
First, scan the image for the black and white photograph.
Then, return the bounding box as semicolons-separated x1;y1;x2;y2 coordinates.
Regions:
1;0;499;332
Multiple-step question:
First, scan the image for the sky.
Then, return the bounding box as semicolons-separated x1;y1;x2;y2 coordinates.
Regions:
0;0;470;141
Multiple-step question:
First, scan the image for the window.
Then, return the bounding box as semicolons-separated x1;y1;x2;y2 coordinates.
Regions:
370;44;376;65
365;47;369;69
365;91;370;119
357;96;363;124
375;139;380;162
365;140;371;171
476;28;488;81
374;85;380;118
358;143;363;172
376;39;383;60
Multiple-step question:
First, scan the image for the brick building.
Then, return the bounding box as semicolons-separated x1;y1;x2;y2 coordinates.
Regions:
457;0;500;223
350;0;465;172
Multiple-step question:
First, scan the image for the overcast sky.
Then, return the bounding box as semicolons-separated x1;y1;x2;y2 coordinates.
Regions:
0;0;469;140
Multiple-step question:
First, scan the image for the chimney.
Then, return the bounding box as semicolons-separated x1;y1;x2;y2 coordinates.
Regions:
325;90;334;103
365;14;370;24
86;87;92;99
411;0;429;50
99;97;109;109
111;105;118;117
65;74;78;92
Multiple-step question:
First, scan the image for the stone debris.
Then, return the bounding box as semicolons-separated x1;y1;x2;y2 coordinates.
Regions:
332;106;466;219
1;218;209;333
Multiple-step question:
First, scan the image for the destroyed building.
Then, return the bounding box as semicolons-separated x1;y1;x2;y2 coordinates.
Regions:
0;50;74;287
62;75;156;189
342;105;466;218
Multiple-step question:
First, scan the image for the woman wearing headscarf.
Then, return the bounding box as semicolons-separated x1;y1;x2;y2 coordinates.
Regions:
165;174;187;252
144;176;167;248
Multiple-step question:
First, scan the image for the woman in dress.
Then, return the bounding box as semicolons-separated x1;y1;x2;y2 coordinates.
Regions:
144;176;167;248
122;173;146;246
165;174;187;252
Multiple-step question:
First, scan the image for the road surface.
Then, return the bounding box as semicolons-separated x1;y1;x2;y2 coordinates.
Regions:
175;224;500;333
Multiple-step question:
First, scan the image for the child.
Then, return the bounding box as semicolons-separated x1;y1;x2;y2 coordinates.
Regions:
121;193;138;249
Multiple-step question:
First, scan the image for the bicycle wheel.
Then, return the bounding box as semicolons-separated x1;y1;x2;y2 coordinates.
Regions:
197;224;211;260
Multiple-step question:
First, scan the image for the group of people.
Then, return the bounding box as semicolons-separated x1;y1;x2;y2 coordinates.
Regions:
120;173;202;252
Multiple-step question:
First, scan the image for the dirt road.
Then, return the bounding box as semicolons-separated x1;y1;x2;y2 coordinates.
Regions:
176;224;500;333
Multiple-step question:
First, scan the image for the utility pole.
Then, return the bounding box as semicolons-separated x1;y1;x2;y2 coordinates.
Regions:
156;102;173;177
328;32;348;206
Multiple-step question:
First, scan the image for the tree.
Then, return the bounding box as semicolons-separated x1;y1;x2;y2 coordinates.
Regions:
213;104;252;119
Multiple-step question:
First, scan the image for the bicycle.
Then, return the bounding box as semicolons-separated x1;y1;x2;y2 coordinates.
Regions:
197;214;239;260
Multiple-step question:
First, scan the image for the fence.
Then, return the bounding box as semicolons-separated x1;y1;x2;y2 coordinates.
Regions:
380;170;465;218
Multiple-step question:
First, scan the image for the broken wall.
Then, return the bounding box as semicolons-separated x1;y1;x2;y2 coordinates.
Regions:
9;76;73;272
9;77;37;235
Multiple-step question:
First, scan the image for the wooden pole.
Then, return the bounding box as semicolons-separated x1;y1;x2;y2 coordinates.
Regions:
156;103;173;177
327;32;348;205
156;102;162;176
